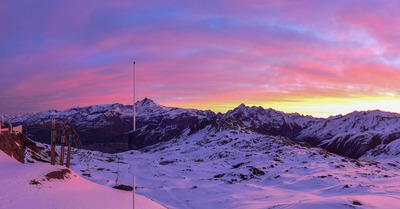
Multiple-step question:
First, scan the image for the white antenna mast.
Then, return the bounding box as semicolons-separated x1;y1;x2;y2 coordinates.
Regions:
133;61;136;131
132;60;136;209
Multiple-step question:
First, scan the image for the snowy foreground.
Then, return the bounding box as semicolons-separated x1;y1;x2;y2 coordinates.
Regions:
66;130;400;209
4;128;400;208
0;151;165;209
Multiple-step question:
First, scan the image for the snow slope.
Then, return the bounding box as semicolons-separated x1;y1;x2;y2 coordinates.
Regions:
361;139;400;162
297;110;400;158
0;150;165;209
67;129;400;209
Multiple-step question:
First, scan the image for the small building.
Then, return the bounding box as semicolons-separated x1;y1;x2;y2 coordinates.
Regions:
0;121;21;134
13;125;23;133
0;121;8;134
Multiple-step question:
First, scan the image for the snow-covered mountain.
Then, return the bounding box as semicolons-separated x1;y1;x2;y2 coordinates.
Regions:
2;98;216;153
67;128;400;208
218;104;321;137
4;98;400;159
129;98;216;150
297;110;400;158
4;100;400;208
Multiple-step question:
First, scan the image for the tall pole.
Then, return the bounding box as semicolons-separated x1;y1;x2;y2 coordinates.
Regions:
133;61;136;131
66;135;72;168
132;61;136;209
51;118;56;165
60;135;66;166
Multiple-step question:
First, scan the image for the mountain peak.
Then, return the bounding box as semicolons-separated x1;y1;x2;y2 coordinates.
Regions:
343;109;399;119
237;103;247;109
135;98;164;112
136;98;156;107
231;104;277;115
231;103;249;112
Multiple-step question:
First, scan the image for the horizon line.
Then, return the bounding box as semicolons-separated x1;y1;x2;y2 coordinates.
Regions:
1;97;399;119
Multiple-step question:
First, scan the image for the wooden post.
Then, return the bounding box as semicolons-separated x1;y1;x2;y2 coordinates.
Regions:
60;135;66;166
66;135;72;168
51;130;56;165
132;61;136;209
7;121;12;133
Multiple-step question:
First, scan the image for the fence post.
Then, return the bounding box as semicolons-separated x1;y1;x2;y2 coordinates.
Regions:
60;135;66;165
51;131;56;165
66;135;72;168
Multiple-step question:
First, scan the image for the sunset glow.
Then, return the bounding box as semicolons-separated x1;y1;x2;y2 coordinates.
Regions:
2;1;400;117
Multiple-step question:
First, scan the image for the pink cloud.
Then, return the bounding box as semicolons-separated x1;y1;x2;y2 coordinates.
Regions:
3;1;400;115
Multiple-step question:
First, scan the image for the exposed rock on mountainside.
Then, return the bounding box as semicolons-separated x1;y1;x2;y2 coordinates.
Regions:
218;104;316;138
0;132;47;163
0;133;27;163
128;98;216;149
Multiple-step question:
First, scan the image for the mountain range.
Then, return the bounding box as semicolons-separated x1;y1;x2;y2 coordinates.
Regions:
3;98;400;208
3;98;400;159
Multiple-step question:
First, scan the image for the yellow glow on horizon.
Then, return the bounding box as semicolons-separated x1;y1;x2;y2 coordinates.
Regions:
263;96;400;118
163;95;400;118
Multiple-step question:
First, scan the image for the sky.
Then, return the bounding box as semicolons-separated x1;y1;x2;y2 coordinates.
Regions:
2;0;400;117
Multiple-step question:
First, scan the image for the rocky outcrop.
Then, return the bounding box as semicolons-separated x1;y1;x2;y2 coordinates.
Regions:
0;132;43;163
0;133;26;163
